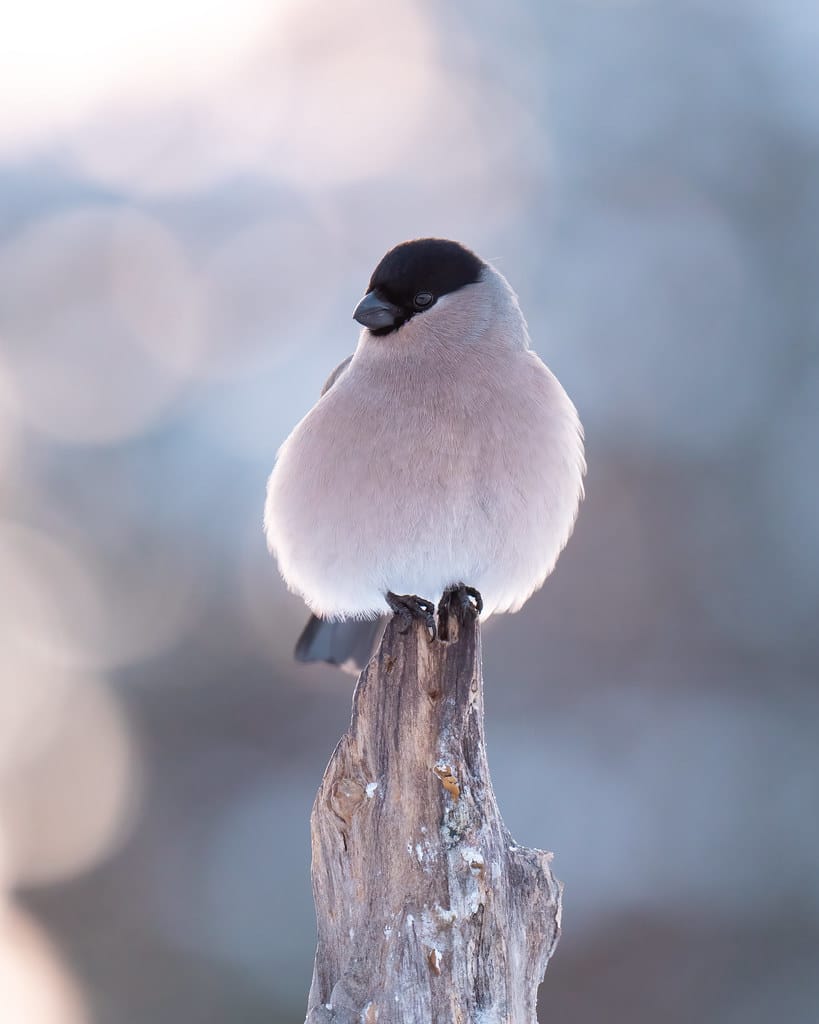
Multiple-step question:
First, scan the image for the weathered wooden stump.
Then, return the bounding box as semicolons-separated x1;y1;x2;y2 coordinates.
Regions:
305;602;561;1023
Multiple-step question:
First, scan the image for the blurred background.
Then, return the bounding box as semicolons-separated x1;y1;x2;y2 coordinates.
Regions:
1;0;818;1021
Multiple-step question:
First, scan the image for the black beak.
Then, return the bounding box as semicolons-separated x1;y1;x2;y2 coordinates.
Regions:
353;290;402;330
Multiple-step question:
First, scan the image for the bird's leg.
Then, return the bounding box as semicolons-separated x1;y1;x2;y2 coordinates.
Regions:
385;592;437;641
437;584;483;642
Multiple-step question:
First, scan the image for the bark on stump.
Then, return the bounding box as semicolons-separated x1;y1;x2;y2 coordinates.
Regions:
305;603;561;1023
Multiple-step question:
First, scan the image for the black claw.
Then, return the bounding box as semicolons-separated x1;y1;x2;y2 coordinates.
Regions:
386;592;437;641
437;583;483;641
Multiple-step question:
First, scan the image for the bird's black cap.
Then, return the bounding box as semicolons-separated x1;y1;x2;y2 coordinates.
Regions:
354;238;484;335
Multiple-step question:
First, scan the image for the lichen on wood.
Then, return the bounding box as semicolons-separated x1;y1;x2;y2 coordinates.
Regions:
305;603;561;1024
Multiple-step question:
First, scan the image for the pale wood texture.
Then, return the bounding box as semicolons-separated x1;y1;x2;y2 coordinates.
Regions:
305;603;562;1024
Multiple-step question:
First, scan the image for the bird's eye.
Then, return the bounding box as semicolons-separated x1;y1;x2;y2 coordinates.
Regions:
414;291;433;309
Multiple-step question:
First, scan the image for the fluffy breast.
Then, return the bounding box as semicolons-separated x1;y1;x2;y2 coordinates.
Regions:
265;338;584;619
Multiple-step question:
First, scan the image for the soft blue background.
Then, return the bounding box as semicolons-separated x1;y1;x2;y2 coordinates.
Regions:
1;1;817;1021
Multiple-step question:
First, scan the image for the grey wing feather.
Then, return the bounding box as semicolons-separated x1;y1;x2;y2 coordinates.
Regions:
320;355;354;396
296;354;382;674
294;614;387;675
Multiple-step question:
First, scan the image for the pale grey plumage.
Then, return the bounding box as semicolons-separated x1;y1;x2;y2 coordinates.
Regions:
320;355;353;397
264;256;585;647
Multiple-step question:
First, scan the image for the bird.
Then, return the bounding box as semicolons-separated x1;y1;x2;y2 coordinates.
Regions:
264;237;585;672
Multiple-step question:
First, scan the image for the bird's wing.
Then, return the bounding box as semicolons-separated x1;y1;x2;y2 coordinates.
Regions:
303;352;387;670
320;354;354;396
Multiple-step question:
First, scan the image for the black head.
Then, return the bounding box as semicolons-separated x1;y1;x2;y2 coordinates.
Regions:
353;238;484;335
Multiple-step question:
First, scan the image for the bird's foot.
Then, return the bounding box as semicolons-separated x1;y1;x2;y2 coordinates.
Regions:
386;592;437;641
437;584;483;641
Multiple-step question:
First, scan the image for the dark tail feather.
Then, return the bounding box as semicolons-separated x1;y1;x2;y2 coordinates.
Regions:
294;615;387;674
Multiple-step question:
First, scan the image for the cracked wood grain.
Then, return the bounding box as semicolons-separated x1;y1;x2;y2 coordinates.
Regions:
304;605;561;1024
